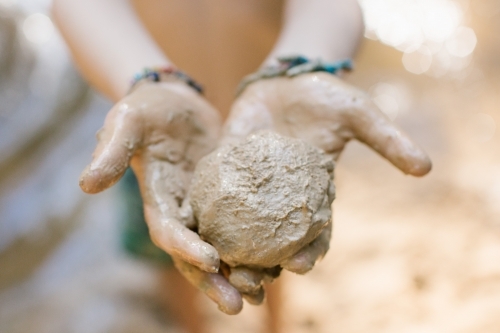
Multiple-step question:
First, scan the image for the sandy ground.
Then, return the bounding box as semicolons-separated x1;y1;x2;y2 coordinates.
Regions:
1;1;500;332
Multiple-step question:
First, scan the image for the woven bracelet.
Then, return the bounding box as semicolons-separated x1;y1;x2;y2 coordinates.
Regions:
130;66;204;94
236;55;353;96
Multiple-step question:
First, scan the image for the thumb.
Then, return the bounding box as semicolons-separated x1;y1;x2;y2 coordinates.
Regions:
281;222;332;274
80;104;142;193
173;258;243;315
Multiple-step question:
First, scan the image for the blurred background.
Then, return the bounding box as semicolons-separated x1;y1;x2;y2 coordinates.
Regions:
0;0;499;332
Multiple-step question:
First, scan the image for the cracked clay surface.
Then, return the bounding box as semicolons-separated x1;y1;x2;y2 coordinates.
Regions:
190;131;335;269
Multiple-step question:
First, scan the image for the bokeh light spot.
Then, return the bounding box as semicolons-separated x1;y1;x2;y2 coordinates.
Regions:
23;13;54;44
359;0;477;76
402;46;432;74
373;94;399;121
370;82;412;121
445;27;477;57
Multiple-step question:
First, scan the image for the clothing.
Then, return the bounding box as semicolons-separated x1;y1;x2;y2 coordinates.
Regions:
120;168;173;266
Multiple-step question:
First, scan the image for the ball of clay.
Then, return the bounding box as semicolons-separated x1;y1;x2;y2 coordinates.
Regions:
190;131;335;268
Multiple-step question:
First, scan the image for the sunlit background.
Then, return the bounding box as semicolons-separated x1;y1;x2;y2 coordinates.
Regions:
1;0;499;332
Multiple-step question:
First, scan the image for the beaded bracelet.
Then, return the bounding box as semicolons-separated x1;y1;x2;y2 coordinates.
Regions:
236;55;353;96
130;66;204;94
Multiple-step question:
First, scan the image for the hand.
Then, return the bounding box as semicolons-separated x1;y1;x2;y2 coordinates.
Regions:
223;72;431;174
221;72;432;295
79;81;243;314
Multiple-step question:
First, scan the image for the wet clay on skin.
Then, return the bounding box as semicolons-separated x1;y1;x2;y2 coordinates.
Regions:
190;131;335;269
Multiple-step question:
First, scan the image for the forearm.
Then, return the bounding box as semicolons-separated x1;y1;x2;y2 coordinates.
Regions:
264;0;364;65
52;0;170;101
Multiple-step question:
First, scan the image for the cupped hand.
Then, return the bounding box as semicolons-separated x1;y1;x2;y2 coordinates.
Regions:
223;72;431;174
79;81;243;314
221;72;432;297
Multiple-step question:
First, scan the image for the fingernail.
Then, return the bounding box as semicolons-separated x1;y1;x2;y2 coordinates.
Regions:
201;245;220;272
202;264;219;273
217;297;243;315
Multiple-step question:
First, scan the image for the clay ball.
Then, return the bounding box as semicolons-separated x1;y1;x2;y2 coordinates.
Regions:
190;131;335;268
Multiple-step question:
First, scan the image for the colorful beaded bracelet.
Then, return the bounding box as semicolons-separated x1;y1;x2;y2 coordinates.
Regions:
130;66;204;94
236;55;353;96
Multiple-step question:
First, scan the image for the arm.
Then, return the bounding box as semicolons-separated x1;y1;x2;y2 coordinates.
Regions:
52;0;170;101
265;0;364;65
53;0;244;314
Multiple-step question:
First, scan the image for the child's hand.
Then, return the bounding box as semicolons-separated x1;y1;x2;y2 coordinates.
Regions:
221;72;432;296
224;72;431;176
79;81;243;314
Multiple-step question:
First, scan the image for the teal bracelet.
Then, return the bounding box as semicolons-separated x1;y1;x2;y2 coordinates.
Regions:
236;55;353;96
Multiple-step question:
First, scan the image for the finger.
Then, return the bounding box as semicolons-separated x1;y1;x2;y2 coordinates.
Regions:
229;267;264;294
281;222;332;275
80;103;142;193
141;160;220;273
350;98;432;177
242;287;265;305
174;258;243;315
147;213;220;273
178;191;196;229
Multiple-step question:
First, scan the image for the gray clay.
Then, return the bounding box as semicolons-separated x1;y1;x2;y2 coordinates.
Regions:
189;131;335;269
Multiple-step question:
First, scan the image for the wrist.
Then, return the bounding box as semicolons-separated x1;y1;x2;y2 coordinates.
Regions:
263;48;345;68
127;66;204;96
237;55;352;96
107;55;173;99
